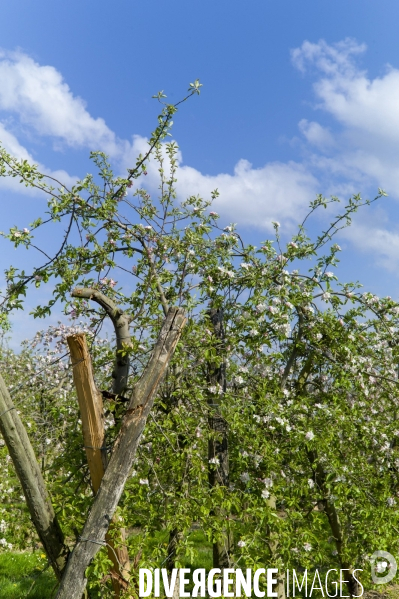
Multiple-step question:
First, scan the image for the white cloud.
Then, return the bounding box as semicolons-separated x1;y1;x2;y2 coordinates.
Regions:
342;219;399;272
0;122;32;161
121;135;318;232
0;122;77;193
1;42;399;259
289;37;399;273
0;49;125;156
292;39;399;144
292;38;399;194
291;38;366;77
298;120;334;150
176;159;318;231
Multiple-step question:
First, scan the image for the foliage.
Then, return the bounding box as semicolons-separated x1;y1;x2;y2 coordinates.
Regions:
0;82;397;596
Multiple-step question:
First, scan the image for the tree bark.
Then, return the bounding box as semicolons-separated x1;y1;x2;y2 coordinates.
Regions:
67;333;131;598
55;307;186;599
71;288;132;396
0;373;69;579
207;307;231;569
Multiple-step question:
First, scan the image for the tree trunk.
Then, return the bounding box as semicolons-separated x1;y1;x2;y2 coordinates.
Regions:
293;355;360;599
167;528;182;599
55;307;186;599
0;373;69;579
207;307;231;569
67;333;131;598
308;450;361;598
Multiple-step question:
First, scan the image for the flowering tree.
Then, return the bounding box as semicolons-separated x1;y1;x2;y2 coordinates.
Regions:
0;79;398;599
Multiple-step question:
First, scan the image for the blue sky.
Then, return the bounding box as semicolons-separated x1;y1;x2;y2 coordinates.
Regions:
2;0;399;343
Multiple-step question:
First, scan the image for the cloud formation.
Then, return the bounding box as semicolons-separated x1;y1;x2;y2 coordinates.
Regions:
177;159;318;230
0;122;77;193
287;38;399;272
292;38;399;194
0;49;321;232
0;49;125;156
1;43;399;252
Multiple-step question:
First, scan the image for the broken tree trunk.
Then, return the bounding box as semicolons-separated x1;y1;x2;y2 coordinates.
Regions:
0;373;69;580
71;288;132;396
55;306;186;599
67;333;131;598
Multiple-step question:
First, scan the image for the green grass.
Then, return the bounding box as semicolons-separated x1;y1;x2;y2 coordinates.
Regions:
138;528;213;570
0;531;211;598
183;529;213;571
0;552;56;599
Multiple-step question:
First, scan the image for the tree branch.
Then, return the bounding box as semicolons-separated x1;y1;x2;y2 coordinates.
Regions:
72;288;132;396
55;307;186;599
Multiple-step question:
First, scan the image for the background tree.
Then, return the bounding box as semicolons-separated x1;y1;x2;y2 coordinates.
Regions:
0;81;398;598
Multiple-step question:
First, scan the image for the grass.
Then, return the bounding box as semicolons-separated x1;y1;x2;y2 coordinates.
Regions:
0;551;56;599
139;528;213;570
3;536;396;599
0;531;212;599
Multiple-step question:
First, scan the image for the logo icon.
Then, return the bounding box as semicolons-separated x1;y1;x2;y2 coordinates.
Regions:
370;550;397;585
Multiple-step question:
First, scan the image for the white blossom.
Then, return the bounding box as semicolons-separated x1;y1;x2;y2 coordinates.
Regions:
208;384;223;395
240;472;250;483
